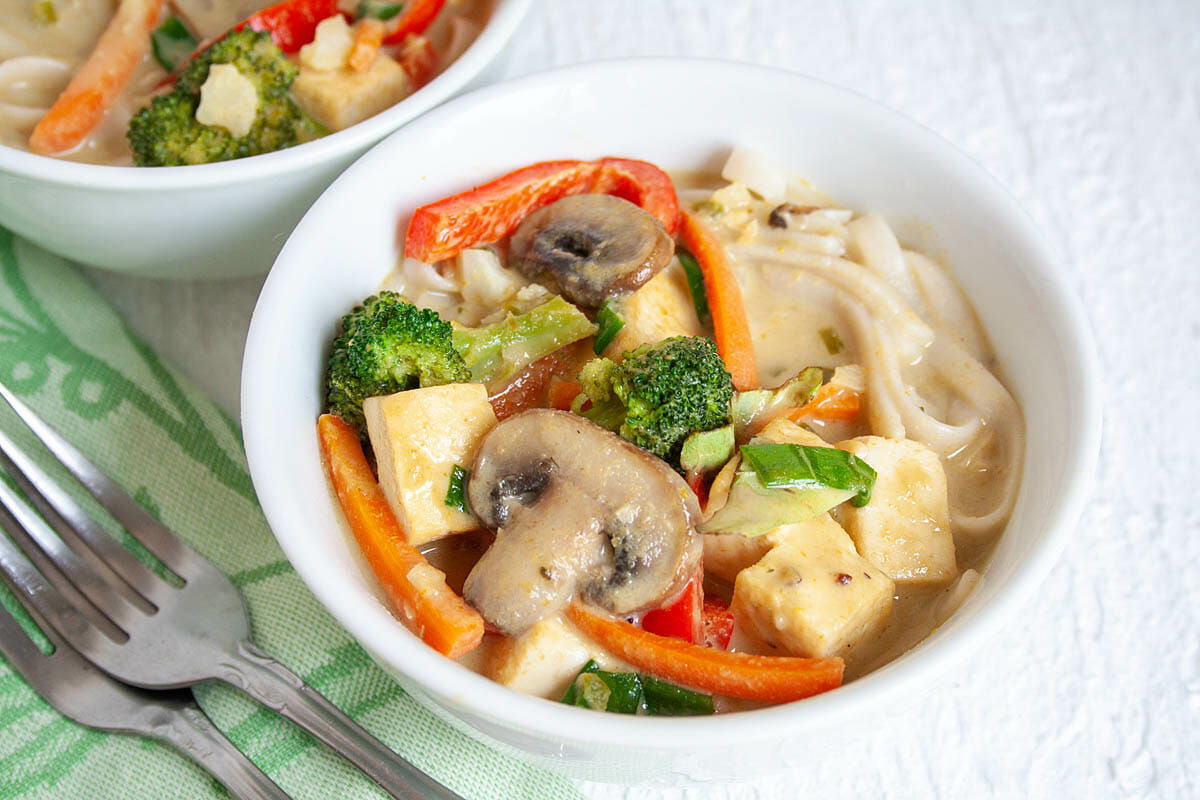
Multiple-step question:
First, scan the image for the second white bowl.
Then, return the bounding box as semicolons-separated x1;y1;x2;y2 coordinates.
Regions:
0;0;531;279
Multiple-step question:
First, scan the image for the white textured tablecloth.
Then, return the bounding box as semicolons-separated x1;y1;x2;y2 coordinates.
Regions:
85;2;1200;797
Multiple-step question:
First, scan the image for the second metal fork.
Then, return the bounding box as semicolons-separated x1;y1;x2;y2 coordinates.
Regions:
0;382;463;800
0;569;289;800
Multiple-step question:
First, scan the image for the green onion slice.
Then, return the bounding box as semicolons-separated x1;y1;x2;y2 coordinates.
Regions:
151;17;198;73
444;464;470;513
819;326;844;355
357;0;406;20
641;675;715;716
33;0;57;24
561;660;714;716
593;299;625;354
561;661;644;714
739;443;876;507
676;248;713;332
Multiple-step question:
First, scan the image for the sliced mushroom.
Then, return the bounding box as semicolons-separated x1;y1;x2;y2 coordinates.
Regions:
464;409;701;635
507;194;675;308
767;203;819;229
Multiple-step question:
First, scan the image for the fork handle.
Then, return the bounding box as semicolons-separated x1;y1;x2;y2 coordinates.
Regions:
217;640;465;800
158;704;291;800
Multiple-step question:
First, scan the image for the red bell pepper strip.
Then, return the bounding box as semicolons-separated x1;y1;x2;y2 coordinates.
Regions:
702;595;735;650
548;379;583;411
382;0;446;44
236;0;341;53
591;158;681;235
398;33;439;88
405;158;680;263
641;575;702;644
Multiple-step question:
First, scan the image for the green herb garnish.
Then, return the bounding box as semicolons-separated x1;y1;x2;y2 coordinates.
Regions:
33;0;57;24
151;17;198;72
676;247;713;332
444;464;471;513
819;326;844;355
593;298;625;354
357;0;406;20
561;660;714;716
739;443;876;507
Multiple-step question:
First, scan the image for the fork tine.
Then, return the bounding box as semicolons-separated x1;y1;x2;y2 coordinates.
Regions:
0;583;59;680
0;470;143;632
0;382;194;574
0;502;123;662
0;425;164;610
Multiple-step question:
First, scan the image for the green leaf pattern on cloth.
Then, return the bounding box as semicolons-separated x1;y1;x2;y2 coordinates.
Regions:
0;230;583;800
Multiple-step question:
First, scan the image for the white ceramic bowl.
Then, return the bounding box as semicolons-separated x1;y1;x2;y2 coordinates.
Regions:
242;58;1102;783
0;0;531;279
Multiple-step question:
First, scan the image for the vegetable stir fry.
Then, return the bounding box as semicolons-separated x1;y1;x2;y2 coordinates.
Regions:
317;146;1024;714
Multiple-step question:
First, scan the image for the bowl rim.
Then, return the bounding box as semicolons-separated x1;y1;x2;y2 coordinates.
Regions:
0;0;532;189
243;56;1103;749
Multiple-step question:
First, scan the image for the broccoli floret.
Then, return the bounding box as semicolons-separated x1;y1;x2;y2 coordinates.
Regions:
574;336;735;462
128;30;325;166
325;291;597;437
326;293;470;435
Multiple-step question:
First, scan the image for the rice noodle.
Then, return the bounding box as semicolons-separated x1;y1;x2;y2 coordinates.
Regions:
846;212;925;314
730;204;1023;544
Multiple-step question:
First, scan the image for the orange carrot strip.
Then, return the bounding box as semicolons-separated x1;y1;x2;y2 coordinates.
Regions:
566;604;843;703
677;209;758;391
348;18;385;72
318;414;484;658
789;382;862;423
29;0;164;155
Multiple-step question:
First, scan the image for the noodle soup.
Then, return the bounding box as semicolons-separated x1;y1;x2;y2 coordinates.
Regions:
0;0;490;165
314;147;1025;713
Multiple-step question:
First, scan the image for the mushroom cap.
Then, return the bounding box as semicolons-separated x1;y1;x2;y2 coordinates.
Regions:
507;194;676;308
464;409;701;635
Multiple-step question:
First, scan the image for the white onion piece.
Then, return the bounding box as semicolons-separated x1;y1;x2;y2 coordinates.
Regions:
721;145;786;203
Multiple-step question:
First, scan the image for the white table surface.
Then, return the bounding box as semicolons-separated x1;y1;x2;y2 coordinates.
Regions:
84;1;1200;797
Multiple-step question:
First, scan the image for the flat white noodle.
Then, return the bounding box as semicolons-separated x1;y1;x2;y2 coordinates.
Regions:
845;213;925;314
0;30;29;62
838;295;982;453
442;15;483;65
731;244;935;360
932;568;981;626
735;213;1023;542
0;57;71;143
905;249;989;362
751;227;845;256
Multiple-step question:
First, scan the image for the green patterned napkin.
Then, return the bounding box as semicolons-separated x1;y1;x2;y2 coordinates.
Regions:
0;229;584;800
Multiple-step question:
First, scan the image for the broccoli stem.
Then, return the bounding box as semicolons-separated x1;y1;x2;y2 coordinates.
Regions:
452;296;597;386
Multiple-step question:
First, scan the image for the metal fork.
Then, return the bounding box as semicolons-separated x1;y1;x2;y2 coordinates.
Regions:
0;382;464;800
0;562;289;800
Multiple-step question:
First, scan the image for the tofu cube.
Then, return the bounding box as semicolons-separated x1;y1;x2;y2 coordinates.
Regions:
292;53;412;132
603;261;701;358
703;532;772;583
731;514;894;658
364;384;497;546
836;436;957;586
756;416;832;448
488;616;623;699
